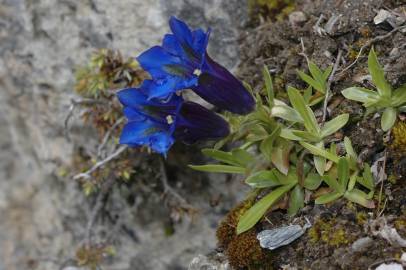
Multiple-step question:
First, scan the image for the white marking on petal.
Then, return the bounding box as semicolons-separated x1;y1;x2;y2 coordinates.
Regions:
166;115;174;124
193;69;202;76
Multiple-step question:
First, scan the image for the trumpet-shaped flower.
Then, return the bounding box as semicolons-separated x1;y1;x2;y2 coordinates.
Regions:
137;16;255;115
117;81;229;154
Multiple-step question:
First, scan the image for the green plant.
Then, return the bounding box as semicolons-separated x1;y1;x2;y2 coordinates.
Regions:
297;61;333;106
191;66;375;234
342;48;406;131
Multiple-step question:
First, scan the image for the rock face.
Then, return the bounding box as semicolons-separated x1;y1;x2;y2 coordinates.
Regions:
0;1;248;269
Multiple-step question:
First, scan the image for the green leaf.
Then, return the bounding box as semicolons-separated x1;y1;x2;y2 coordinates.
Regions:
300;142;340;163
322;65;333;81
341;87;379;104
271;138;292;175
381;107;397;131
322;174;341;191
368;48;392;98
314;142;326;175
303;86;313;103
337;158;349;192
360;163;375;190
272;99;303;123
292;130;321;142
288;185;304;216
188;164;245;174
344;137;357;160
297;70;324;93
287;86;320;134
280;128;303;141
237;183;295;234
201;149;242;166
260;126;281;161
344;189;375;208
304;173;323;190
263;66;274;105
347;172;358;191
391;84;406;107
245;169;282;188
315;191;342;204
321;114;349;138
308;95;325;106
231;149;255;167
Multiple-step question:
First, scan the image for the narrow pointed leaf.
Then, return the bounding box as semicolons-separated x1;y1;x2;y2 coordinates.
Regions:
360;163;375;190
341;87;379;103
280;128;303;141
315;191;342;204
288;185;304;216
344;137;357;160
231;149;254;167
322;65;333;81
237;183;295;234
321;114;349;138
188;164;245;174
260;126;281;161
304;173;323;190
263;66;274;105
322;174;341;191
337;158;349;192
368;48;391;98
201;149;242;166
287;87;320;134
300;142;339;163
391;84;406;107
381;107;397;131
297;70;324;93
272;100;303;123
271;139;292;175
245;169;282;188
344;189;375;208
292;130;322;142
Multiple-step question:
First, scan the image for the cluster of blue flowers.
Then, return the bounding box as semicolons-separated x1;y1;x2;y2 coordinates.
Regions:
118;17;255;155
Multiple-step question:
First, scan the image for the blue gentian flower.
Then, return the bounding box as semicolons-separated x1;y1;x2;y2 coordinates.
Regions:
117;81;229;154
137;16;255;115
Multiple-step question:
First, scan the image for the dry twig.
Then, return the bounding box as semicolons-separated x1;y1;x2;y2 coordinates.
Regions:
338;25;406;76
73;145;127;180
322;49;343;123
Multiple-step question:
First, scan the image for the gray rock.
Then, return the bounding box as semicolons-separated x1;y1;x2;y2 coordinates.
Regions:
0;0;248;269
351;237;373;252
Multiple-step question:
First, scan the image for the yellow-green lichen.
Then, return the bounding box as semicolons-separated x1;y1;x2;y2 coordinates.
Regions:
248;0;296;22
391;121;406;155
308;218;354;247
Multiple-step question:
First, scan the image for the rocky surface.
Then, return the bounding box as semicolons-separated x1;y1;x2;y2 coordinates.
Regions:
0;0;248;269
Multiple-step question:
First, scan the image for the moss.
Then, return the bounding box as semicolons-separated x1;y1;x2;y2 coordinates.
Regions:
216;199;272;269
390;121;406;155
227;230;270;269
248;0;295;22
308;218;354;247
216;199;254;248
356;212;368;225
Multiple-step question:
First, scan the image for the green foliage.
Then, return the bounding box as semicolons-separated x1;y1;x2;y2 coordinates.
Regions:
342;48;406;131
190;65;376;234
297;61;332;106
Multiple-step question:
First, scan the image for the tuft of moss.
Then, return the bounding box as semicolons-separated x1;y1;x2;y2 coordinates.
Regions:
390;121;406;155
308;218;354;247
216;199;272;269
216;199;254;248
248;0;295;22
226;230;269;269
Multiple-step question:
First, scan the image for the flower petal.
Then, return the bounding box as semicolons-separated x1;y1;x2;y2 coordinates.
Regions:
169;16;193;46
120;120;173;154
193;56;255;115
174;101;229;144
137;46;182;78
